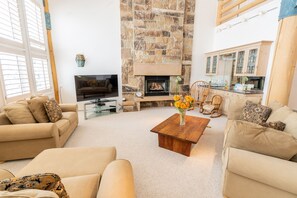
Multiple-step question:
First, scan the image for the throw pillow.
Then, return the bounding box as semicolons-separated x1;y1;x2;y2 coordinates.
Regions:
242;101;272;124
0;112;12;125
259;121;286;131
267;106;292;122
4;103;36;124
27;96;49;123
0;173;69;198
44;99;62;123
0;189;59;198
225;120;297;160
283;112;297;139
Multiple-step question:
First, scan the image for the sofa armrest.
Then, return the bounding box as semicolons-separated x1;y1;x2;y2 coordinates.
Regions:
0;123;59;143
0;169;14;180
224;147;297;195
59;104;77;112
97;160;136;198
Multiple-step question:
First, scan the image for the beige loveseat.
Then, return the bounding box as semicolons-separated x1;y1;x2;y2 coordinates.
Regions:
222;99;297;198
0;147;136;198
0;102;78;162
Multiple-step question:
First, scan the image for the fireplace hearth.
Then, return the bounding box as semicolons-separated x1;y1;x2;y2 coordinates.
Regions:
145;76;170;96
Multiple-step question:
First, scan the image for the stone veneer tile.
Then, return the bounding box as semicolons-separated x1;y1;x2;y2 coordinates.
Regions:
185;0;195;13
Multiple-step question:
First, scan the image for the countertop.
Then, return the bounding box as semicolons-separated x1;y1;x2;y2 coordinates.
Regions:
211;86;263;95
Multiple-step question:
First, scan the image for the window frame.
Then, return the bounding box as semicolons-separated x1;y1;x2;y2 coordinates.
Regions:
0;0;53;104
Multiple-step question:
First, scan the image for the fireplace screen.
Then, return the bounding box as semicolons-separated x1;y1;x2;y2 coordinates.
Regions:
145;76;169;96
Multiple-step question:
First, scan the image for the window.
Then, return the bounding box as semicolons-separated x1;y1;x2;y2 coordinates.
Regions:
0;52;30;98
0;0;52;103
32;57;50;91
0;0;22;43
25;0;45;50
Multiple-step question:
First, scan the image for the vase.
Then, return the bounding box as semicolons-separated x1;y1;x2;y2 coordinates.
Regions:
179;110;186;126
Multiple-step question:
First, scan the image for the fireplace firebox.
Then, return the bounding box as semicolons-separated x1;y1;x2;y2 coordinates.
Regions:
145;76;170;96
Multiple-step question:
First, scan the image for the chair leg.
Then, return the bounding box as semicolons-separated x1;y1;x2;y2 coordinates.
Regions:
210;110;222;118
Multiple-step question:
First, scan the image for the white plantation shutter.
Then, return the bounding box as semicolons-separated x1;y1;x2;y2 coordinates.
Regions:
32;57;50;91
0;0;52;103
0;0;22;43
0;52;30;98
24;0;45;50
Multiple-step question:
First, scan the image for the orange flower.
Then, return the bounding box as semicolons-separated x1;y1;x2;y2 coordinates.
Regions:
173;95;181;101
185;95;194;102
180;102;187;109
186;102;190;108
174;101;181;108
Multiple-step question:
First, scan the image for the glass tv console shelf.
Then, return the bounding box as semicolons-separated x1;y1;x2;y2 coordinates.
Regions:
84;99;118;120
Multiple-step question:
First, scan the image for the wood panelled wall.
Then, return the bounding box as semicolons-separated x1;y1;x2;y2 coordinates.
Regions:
216;0;267;25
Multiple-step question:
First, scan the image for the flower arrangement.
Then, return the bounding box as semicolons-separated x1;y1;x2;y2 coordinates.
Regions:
173;95;194;110
173;95;194;125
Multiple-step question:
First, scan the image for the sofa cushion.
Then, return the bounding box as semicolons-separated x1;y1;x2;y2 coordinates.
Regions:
242;101;272;124
0;189;59;198
225;120;297;160
4;103;36;124
44;99;62;123
27;96;49;123
62;112;77;125
227;97;261;120
267;106;292;122
16;147;116;178
0;173;68;198
62;174;100;198
55;119;70;136
283;112;297;139
0;112;12;125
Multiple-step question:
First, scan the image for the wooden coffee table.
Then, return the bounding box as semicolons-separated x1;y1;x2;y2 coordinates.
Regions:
150;113;210;156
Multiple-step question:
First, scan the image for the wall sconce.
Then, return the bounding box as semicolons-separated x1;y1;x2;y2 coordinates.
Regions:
75;54;85;67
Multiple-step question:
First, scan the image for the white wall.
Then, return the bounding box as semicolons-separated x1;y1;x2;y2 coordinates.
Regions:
289;63;297;110
48;0;121;105
191;0;218;84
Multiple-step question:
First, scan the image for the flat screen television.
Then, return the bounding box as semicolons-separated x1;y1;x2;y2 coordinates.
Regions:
74;74;118;102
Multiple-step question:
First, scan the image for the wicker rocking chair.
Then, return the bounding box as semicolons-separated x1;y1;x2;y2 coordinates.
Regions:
201;95;223;118
190;81;210;112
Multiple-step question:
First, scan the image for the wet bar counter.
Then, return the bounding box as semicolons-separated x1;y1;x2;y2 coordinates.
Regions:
210;86;264;95
209;87;263;115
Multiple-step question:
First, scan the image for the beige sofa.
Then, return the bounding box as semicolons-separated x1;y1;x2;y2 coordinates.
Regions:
0;103;78;161
0;147;136;198
222;99;297;198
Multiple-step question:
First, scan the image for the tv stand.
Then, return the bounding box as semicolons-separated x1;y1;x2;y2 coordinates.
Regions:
84;99;118;120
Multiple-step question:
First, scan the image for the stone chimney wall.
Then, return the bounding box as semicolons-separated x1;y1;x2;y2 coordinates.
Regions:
121;0;196;108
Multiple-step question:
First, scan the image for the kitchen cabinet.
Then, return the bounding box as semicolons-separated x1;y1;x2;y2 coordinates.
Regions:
233;41;272;76
205;41;272;77
205;54;218;75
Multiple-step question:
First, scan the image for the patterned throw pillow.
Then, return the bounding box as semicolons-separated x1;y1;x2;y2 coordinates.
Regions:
260;121;286;131
242;101;272;124
44;99;62;123
27;96;50;123
0;173;69;198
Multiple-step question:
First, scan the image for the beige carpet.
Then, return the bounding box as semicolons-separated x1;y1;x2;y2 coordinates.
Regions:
0;107;227;198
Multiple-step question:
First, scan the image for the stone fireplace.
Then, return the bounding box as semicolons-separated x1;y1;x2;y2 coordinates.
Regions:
120;0;196;111
145;76;170;96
